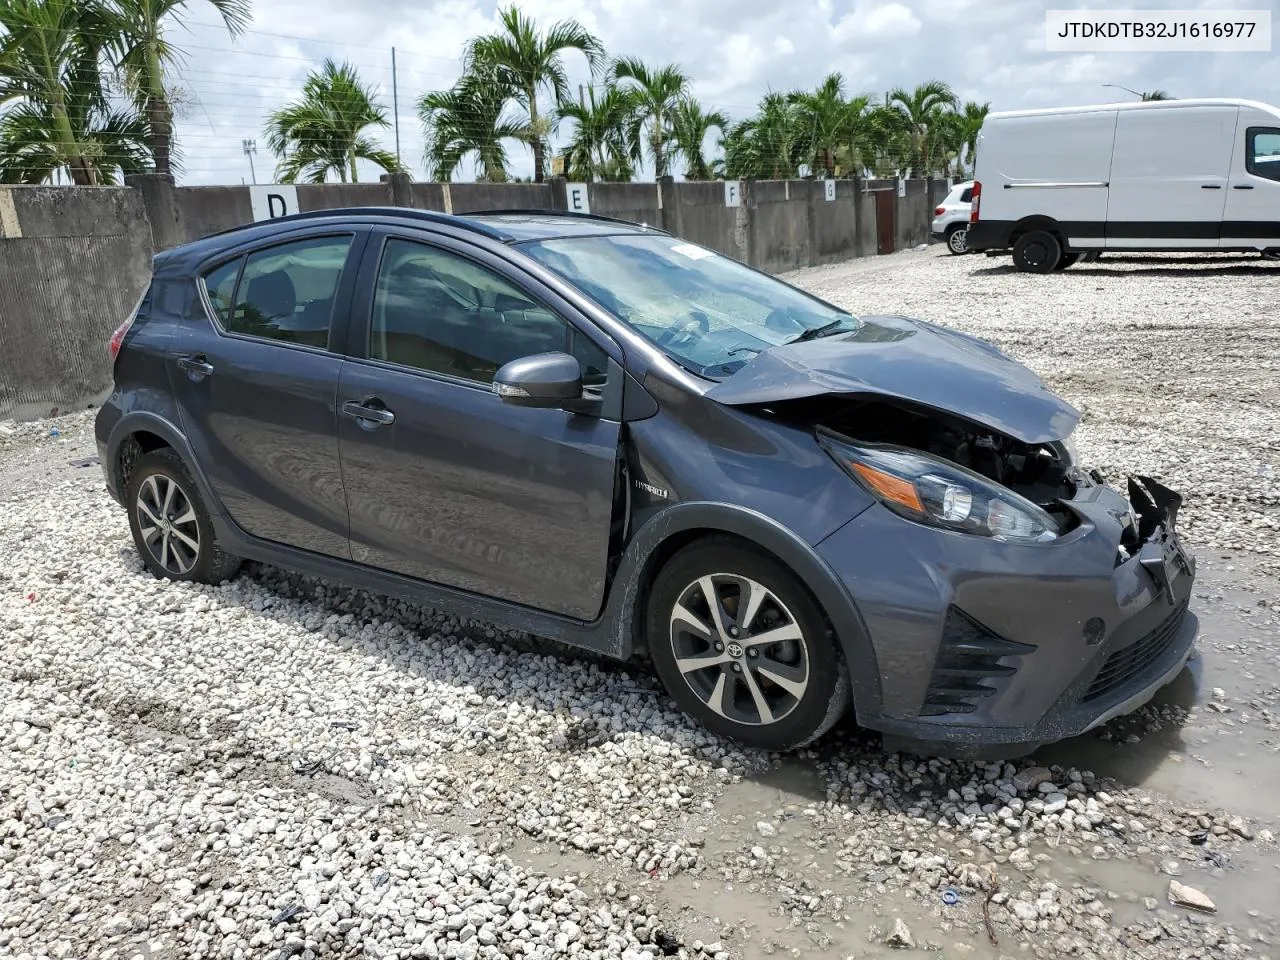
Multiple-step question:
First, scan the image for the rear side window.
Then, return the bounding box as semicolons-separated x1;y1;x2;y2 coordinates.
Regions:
1247;127;1280;182
959;187;973;203
201;235;353;348
202;259;241;324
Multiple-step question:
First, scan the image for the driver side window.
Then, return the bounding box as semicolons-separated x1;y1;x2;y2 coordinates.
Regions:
370;238;607;386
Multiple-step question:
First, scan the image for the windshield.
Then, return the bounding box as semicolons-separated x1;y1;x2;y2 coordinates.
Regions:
517;234;859;377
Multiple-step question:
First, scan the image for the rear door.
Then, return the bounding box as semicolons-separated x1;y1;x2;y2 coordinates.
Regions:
169;229;367;558
335;229;623;620
1106;106;1238;248
1221;114;1280;249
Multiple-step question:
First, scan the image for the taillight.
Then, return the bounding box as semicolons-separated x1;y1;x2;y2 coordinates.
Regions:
109;316;135;361
970;181;982;223
934;206;945;216
110;286;150;362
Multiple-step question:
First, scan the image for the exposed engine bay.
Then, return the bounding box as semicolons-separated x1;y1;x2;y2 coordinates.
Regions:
765;395;1081;508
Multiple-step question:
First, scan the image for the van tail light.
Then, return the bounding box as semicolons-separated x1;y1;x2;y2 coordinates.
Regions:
970;181;982;223
934;206;945;216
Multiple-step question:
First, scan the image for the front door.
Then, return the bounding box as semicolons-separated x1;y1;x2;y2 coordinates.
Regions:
1221;119;1280;249
336;232;622;620
169;230;366;558
1106;106;1238;249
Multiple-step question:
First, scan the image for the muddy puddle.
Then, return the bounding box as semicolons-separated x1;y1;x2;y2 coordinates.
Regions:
1035;556;1280;823
346;555;1279;959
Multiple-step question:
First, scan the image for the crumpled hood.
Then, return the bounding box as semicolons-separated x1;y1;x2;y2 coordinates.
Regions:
704;314;1080;444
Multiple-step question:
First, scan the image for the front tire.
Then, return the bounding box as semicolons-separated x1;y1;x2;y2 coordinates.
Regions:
125;448;242;584
646;539;850;751
1012;230;1062;273
945;224;969;255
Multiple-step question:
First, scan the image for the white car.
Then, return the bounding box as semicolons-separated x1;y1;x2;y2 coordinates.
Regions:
931;181;975;254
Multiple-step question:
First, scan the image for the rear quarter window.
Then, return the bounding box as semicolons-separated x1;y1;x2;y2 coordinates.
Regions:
202;258;242;325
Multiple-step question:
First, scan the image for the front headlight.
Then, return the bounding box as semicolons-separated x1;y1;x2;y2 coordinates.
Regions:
818;433;1060;543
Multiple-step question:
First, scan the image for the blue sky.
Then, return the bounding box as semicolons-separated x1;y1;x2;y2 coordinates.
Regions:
166;0;1280;185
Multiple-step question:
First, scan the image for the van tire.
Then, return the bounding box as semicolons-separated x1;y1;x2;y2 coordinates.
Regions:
1011;231;1061;273
1053;253;1081;270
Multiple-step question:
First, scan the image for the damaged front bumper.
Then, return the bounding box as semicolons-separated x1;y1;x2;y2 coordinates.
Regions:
816;472;1197;760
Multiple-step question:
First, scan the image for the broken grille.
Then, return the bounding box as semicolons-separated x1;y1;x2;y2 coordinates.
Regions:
1083;600;1189;703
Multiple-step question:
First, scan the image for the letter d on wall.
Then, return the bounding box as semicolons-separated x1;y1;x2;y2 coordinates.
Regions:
250;184;299;222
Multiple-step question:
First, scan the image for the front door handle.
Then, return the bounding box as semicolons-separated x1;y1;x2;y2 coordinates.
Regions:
1200;184;1222;189
342;400;396;426
176;355;214;377
1233;184;1255;190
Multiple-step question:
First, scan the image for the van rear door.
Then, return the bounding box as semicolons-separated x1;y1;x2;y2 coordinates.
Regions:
1221;109;1280;250
1106;105;1238;249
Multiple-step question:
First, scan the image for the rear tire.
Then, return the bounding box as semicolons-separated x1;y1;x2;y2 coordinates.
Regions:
1012;230;1062;273
125;448;242;584
945;223;969;255
646;538;850;751
1053;252;1081;270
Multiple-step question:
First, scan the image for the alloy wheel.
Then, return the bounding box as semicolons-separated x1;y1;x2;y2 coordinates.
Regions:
668;573;810;726
135;474;200;576
948;227;968;254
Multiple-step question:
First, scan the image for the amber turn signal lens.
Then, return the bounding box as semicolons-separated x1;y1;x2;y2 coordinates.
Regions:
850;462;924;514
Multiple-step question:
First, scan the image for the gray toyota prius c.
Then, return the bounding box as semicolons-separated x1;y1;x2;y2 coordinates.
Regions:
95;208;1197;759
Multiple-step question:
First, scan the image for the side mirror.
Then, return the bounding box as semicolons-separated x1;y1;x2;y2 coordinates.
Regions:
492;351;583;408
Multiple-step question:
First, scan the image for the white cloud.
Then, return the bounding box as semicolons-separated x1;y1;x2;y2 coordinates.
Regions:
165;0;1278;185
832;2;923;43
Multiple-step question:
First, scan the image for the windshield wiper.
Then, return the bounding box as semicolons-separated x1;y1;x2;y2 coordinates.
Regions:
786;318;850;344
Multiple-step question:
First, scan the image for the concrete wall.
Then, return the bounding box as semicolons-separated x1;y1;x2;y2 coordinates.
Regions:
0;186;153;420
1;174;952;421
663;180;748;261
895;179;932;250
589;182;662;230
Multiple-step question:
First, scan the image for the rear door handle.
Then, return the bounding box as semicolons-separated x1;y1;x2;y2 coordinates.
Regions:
176;355;214;377
1200;184;1222;189
1233;184;1254;190
342;400;395;426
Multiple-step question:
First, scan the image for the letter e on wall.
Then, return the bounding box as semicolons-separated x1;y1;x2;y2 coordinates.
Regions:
566;183;590;214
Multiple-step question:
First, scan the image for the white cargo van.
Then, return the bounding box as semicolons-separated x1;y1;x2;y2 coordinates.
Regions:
966;98;1280;272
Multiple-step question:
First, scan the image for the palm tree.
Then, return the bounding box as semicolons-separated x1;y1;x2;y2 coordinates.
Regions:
787;73;876;178
951;100;988;176
669;96;727;180
884;80;958;176
722;92;803;179
265;58;399;184
610;57;688;179
0;93;149;184
420;66;526;182
0;0;121;184
104;0;250;178
463;4;603;183
557;83;633;182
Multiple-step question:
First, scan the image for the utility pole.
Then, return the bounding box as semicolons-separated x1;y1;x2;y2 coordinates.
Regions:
579;83;585;108
242;139;257;184
392;47;402;165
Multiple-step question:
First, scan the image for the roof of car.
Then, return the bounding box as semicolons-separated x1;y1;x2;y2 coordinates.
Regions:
163;206;666;267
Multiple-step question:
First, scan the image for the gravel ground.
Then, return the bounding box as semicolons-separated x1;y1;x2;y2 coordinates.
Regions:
2;248;1279;960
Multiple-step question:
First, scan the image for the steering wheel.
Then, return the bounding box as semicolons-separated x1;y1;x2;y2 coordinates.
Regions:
656;310;710;347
